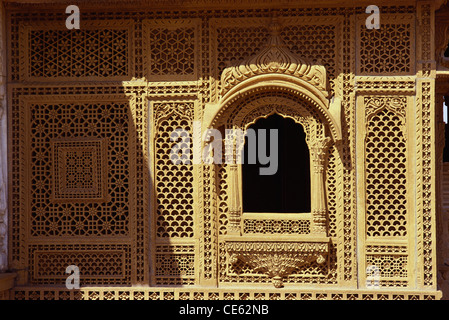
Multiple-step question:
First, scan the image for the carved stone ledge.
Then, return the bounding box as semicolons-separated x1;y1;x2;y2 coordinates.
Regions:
224;237;329;288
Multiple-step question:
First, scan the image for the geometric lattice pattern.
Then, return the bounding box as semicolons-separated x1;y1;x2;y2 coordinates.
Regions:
365;108;408;237
29;244;130;285
145;19;198;81
155;245;195;285
154;102;195;238
155;254;195;276
281;22;337;93
25;26;131;80
9;287;440;301
326;146;338;238
28;99;130;237
4;4;440;299
359;20;413;75
243;219;310;235
366;254;408;287
216;25;268;76
51;138;107;201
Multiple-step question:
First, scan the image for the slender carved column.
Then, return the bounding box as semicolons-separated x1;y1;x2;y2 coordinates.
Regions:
310;137;332;235
228;164;242;235
0;1;7;273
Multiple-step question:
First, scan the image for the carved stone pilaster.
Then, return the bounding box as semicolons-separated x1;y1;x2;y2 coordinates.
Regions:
310;137;332;235
311;209;327;235
0;1;7;273
227;164;242;235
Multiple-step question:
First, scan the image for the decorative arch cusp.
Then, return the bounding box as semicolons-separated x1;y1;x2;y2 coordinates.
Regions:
204;75;342;144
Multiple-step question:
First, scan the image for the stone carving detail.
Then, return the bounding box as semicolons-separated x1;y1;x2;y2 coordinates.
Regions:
51;138;108;202
20;20;134;81
0;3;6;272
365;96;407;123
29;243;131;285
153;102;195;238
143;19;200;81
226;241;328;288
155;245;195;285
3;3;443;299
357;14;415;75
220;18;328;96
310;137;332;235
214;17;336;284
365;106;408;237
243;218;310;235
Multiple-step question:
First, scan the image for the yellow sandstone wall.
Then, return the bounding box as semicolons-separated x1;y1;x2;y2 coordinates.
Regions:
0;0;446;300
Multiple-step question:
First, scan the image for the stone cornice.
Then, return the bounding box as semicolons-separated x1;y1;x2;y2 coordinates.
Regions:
1;0;428;10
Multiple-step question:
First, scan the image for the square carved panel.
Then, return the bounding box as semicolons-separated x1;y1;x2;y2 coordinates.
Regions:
143;19;200;81
51;138;108;202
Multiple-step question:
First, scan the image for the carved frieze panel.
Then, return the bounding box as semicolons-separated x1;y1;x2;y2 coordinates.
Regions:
355;76;416;94
242;216;311;235
226;240;329;288
29;244;131;285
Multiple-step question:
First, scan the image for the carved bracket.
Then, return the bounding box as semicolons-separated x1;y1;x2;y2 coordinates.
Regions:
225;239;329;288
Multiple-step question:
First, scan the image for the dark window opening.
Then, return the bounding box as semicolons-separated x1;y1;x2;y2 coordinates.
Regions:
242;114;311;213
445;40;449;57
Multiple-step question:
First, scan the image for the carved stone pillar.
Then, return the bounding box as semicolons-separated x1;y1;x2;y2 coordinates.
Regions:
0;1;7;273
310;137;332;235
228;164;242;235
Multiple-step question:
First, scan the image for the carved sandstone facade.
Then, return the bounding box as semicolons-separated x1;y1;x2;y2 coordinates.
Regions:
0;0;448;300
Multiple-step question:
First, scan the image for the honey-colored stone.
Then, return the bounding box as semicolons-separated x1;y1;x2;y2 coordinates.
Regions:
0;0;448;300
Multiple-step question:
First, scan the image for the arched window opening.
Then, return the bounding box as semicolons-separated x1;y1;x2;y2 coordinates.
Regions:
242;114;311;213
